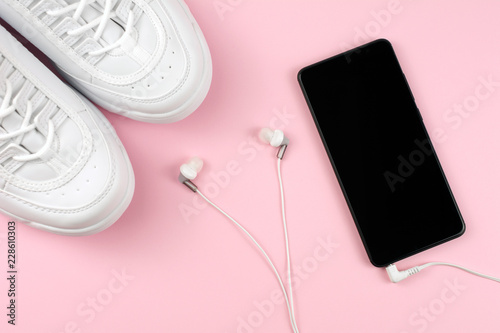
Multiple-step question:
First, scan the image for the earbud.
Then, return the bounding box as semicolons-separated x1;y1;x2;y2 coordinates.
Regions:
179;157;203;191
180;157;203;180
259;128;289;159
259;128;289;147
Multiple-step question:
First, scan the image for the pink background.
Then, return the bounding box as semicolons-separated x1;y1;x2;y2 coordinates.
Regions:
2;0;500;332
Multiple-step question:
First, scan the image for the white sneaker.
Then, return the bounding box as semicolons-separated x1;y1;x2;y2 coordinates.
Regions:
0;24;135;235
0;0;212;123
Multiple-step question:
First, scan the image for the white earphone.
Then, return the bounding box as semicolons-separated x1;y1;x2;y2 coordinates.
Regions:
179;156;203;180
179;128;300;333
178;156;203;192
259;127;289;159
259;127;289;147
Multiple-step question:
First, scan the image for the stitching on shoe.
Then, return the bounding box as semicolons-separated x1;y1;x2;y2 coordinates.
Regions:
0;163;116;214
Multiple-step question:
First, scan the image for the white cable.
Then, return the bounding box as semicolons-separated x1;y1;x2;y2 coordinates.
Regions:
196;190;300;333
386;262;500;283
277;158;300;333
419;262;500;282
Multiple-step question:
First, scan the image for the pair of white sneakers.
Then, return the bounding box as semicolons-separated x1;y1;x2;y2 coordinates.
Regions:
0;0;212;235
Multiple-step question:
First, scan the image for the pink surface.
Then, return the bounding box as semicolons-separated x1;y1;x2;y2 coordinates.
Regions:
2;0;500;332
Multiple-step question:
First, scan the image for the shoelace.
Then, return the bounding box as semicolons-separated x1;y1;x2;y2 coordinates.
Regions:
0;80;54;162
46;0;135;56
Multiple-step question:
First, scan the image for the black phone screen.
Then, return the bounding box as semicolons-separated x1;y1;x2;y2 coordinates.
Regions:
298;39;465;267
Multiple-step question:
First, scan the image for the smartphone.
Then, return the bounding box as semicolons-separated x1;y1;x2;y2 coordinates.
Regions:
298;39;465;267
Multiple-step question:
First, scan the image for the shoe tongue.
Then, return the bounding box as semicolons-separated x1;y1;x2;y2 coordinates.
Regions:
64;0;125;47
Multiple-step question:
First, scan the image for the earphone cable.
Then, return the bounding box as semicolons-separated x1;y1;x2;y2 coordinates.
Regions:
417;262;499;282
415;262;500;282
196;189;300;333
277;158;300;333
